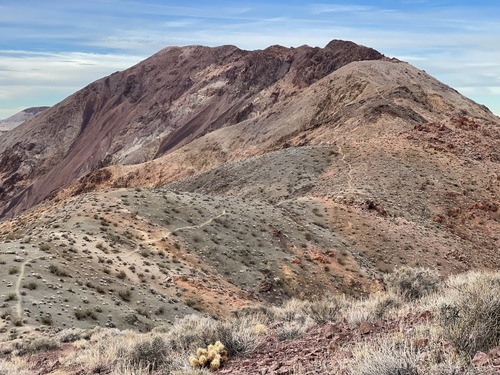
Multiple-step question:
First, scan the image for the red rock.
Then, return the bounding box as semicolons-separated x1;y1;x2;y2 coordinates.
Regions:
415;338;428;348
489;346;500;359
471;351;489;366
359;321;374;335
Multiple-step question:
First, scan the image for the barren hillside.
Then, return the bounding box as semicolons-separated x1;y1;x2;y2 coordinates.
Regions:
0;39;499;374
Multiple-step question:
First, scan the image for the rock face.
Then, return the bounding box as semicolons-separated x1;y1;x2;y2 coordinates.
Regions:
0;40;383;218
0;107;49;132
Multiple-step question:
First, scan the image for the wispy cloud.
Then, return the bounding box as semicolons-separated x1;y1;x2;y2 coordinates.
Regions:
0;1;499;117
0;50;145;119
310;4;374;14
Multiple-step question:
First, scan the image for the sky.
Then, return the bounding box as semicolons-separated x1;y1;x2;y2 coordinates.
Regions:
1;0;499;119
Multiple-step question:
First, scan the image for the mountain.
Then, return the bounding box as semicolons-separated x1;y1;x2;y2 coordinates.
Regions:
0;39;499;364
0;40;384;218
0;107;49;132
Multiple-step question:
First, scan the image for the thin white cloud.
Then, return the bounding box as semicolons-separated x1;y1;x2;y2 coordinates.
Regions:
0;1;499;117
310;4;374;14
0;50;145;118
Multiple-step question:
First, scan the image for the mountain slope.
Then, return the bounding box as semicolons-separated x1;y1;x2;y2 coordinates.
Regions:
0;40;383;218
0;39;499;337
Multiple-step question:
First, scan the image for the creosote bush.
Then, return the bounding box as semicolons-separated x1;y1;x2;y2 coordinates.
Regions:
189;341;228;371
385;266;440;301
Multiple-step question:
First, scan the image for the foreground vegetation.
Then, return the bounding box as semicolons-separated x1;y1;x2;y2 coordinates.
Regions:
1;267;499;374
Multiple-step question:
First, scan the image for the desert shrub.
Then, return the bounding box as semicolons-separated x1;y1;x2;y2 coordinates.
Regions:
16;337;59;355
0;359;32;375
346;339;419;375
276;319;315;341
304;295;345;323
272;298;309;323
189;341;228;371
166;314;259;357
8;267;18;275
23;281;37;290
343;293;400;324
40;313;53;326
4;294;16;302
215;319;260;356
439;272;500;358
426;363;467;375
48;264;70;277
39;243;50;251
385;267;440;301
57;328;83;343
74;309;97;321
118;288;132;302
129;336;171;371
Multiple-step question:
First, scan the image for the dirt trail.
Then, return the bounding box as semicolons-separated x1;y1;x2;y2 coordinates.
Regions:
170;210;227;235
124;210;227;258
15;256;43;320
337;145;355;193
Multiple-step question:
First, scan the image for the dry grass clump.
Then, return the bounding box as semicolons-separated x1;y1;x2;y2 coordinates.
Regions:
128;336;171;371
56;328;84;343
0;358;32;375
384;266;440;301
346;338;419;375
266;296;345;341
439;271;500;358
14;337;59;355
166;314;261;356
342;293;400;324
271;296;344;324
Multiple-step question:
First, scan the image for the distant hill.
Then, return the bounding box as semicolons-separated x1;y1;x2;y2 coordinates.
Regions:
0;106;49;132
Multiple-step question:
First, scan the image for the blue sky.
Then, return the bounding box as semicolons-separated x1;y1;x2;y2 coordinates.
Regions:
1;0;499;119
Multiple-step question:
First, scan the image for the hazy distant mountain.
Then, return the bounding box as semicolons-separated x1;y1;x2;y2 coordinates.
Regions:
0;106;49;132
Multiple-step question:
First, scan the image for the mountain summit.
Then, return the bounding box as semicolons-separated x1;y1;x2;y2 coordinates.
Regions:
0;40;384;217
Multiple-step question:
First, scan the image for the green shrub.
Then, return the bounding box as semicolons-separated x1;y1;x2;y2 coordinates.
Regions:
384;266;440;301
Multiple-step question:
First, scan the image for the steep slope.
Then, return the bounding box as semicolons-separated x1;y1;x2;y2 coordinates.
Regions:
0;107;49;132
0;40;383;218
